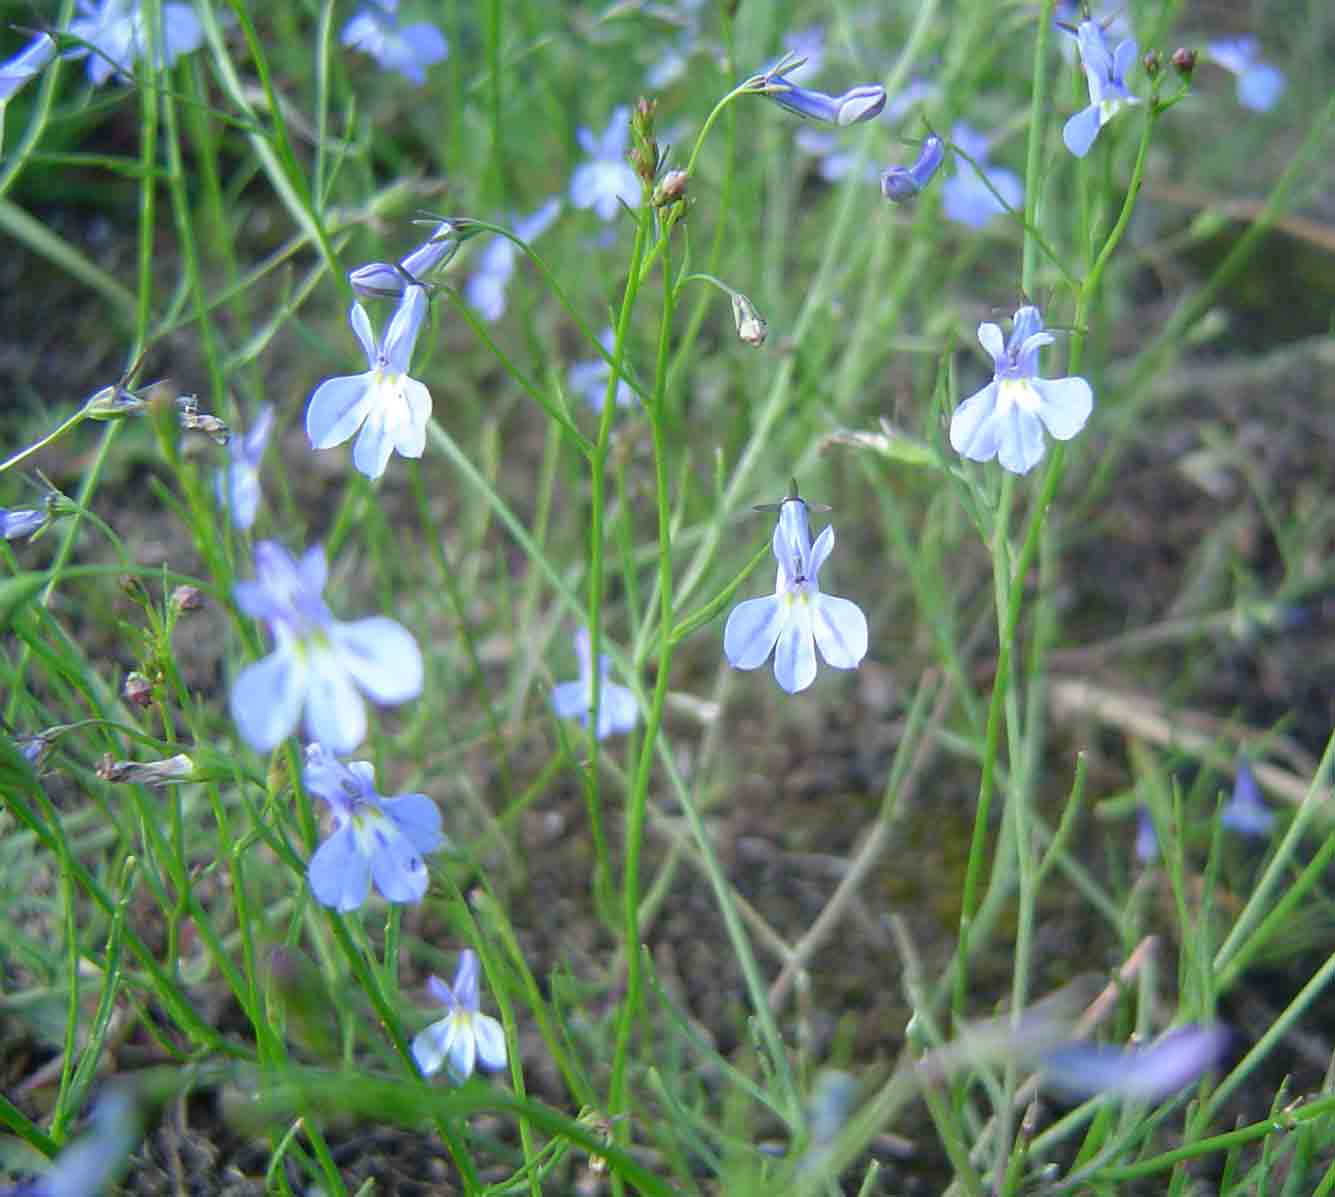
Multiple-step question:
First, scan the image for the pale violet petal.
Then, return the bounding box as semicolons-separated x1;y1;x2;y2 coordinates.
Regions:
812;595;868;669
950;382;1001;461
1063;105;1102;157
1032;376;1093;440
1238;65;1284;111
349;302;377;364
473;1014;508;1072
977;323;1005;362
162;5;205;63
723;595;786;670
996;408;1047;475
351;403;397;479
330;616;424;704
1041;1025;1230;1103
447;1017;478;1081
366;816;430;903
382;285;428;374
394;377;432;457
808;524;835;579
308;822;372;911
1010;306;1044;347
298;544;329;596
303;652;367;753
382;792;445;854
773;603;818;693
551;680;592;721
412;1015;456;1077
231;649;306;752
1112;39;1139;83
243;403;276;461
596;681;639;739
453;950;481;1010
307;374;374;449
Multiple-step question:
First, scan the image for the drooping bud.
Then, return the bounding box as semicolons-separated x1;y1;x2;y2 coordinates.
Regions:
348;261;406;299
763;75;887;126
1170;47;1197;78
880;134;945;202
731;292;768;347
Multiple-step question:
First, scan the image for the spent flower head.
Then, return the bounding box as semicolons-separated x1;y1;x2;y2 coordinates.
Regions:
412;949;508;1083
551;628;639;739
340;0;447;85
230;541;423;753
215;403;274;530
723;487;868;694
1064;20;1140;157
306;284;432;479
303;743;444;911
949;305;1093;475
65;0;203;86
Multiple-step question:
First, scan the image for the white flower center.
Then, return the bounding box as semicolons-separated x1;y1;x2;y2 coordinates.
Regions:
997;378;1041;415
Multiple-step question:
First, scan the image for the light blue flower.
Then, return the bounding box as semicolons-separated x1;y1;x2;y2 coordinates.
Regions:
9;1085;140;1197
0;505;46;540
881;135;945;202
214;404;274;530
570;107;640;222
949;305;1093;475
724;493;868;694
1208;37;1285;112
463;198;561;321
1041;1024;1230;1103
0;34;56;102
1220;756;1274;837
941;123;1023;229
567;328;635;414
341;0;447;86
306;284;431;479
65;0;203;87
551;628;638;739
412;950;508;1083
230;541;423;754
302;743;443;911
1063;20;1140;158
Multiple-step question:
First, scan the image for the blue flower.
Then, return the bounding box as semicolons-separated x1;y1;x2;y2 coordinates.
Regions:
306;284;431;479
1220;756;1274;837
230;541;423;753
412;950;508;1083
65;0;203;87
881;135;945;202
949;305;1093;475
551;628;639;739
723;493;868;694
463;198;562;321
0;34;56;103
1135;804;1158;862
1208;37;1285;112
1041;1024;1230;1103
214;404;274;530
1063;20;1140;158
6;1085;140;1197
941;123;1023;229
302;743;444;911
0;505;46;540
569;107;640;222
567;328;635;414
761;73;886;126
341;0;447;86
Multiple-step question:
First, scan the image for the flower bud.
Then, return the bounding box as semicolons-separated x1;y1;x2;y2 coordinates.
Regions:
763;76;886;125
82;384;149;421
1143;49;1162;77
170;584;205;613
348;262;405;299
399;221;460;280
653;169;689;206
880;134;945;202
731;292;768;347
123;672;153;709
1170;47;1197;78
0;507;45;540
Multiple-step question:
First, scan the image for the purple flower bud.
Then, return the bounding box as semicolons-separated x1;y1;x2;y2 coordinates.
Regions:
0;506;46;540
398;221;459;280
1041;1024;1231;1103
348;261;407;300
880;135;945;202
764;76;887;126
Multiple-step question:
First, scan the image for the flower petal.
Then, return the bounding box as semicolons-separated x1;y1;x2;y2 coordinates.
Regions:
595;681;639;739
308;822;372;911
950;381;1001;461
453;951;481;1011
307;374;374;450
303;651;367;754
773;602;818;693
551;680;592;722
330;616;424;704
351;403;397;479
1032;376;1093;441
473;1014;508;1072
394;377;432;457
1062;104;1102;158
446;1017;478;1081
382;285;428;374
723;595;786;670
349;303;376;364
412;1015;457;1077
812;595;869;669
231;649;306;752
383;792;445;855
367;815;430;903
977;323;1005;362
995;408;1047;475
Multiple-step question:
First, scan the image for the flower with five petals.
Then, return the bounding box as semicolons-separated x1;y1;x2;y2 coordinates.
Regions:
412;950;508;1083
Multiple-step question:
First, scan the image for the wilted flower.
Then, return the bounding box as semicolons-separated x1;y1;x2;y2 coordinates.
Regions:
6;1085;141;1197
412;950;508;1083
122;672;153;709
551;628;638;739
723;490;868;694
96;752;193;787
1041;1024;1231;1102
567;329;636;414
302;743;444;911
230;541;423;753
0;505;46;540
463;198;561;321
1064;20;1140;158
0;33;56;103
949;305;1093;475
1208;37;1284;112
215;403;274;530
731;292;768;347
881;135;945;202
941;123;1023;229
65;0;203;86
570;107;641;221
340;0;447;85
306;284;431;479
1220;756;1274;837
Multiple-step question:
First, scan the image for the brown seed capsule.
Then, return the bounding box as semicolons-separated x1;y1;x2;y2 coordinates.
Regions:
1170;47;1197;77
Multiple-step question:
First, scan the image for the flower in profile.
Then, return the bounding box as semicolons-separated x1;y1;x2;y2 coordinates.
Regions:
0;33;56;103
1208;37;1285;112
215;403;274;530
881;135;945;202
412;949;508;1083
567;329;635;414
0;505;47;541
302;743;444;911
723;488;868;694
551;628;638;739
463;198;562;321
340;0;447;86
1220;756;1274;837
306;284;431;479
8;1084;140;1197
350;220;463;299
760;71;886;126
65;0;204;86
570;107;641;221
1041;1024;1231;1102
230;541;423;753
941;123;1023;229
949;305;1093;475
1063;20;1140;158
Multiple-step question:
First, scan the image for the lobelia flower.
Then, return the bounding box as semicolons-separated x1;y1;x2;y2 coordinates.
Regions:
881;135;946;202
941;123;1023;229
412;949;508;1083
570;107;641;221
4;1085;141;1197
340;0;447;86
567;328;635;414
949;305;1093;475
230;541;423;754
302;743;444;911
1220;756;1275;837
306;283;431;479
464;198;562;322
761;72;886;126
349;220;462;299
1208;37;1285;112
1063;20;1140;158
0;505;47;540
65;0;203;86
724;491;868;694
0;33;56;102
1040;1024;1231;1103
550;627;639;739
215;403;274;530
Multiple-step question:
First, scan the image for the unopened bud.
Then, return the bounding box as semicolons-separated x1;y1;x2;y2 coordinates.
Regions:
348;261;405;299
399;221;460;281
170;584;204;613
82;384;149;421
731;292;768;347
1170;47;1197;77
97;752;194;787
1143;49;1162;77
653;169;689;206
123;672;153;709
880;134;945;203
